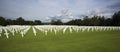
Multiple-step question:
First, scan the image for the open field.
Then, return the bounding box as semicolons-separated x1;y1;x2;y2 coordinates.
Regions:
0;25;120;52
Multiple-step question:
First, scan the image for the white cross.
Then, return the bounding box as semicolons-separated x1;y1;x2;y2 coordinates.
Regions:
4;32;9;38
54;29;57;35
69;27;72;33
21;32;24;37
45;31;48;35
0;31;1;36
50;28;52;32
63;27;67;34
32;27;37;36
12;30;15;36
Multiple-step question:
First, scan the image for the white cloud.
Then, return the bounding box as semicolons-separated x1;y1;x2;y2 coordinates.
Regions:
45;9;75;22
0;0;117;22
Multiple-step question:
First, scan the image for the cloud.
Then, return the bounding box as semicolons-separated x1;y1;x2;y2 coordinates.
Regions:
109;2;120;9
0;0;119;22
80;8;113;18
45;9;75;22
107;0;120;10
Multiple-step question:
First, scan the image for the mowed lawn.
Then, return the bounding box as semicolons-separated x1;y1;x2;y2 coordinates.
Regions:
0;27;120;52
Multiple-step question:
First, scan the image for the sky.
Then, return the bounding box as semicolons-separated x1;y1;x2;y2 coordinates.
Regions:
0;0;120;22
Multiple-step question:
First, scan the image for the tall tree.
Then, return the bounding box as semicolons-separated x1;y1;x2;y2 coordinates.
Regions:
98;16;105;26
82;16;91;26
51;20;63;25
112;11;120;26
74;19;82;26
16;17;25;25
105;18;112;26
56;20;63;25
0;16;7;26
34;20;42;25
51;20;55;25
65;20;75;25
90;16;100;26
6;19;13;25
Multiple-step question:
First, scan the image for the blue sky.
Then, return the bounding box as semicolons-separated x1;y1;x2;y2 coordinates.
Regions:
0;0;120;22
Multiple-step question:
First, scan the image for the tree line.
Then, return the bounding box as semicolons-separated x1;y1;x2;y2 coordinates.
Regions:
0;17;43;26
0;11;120;26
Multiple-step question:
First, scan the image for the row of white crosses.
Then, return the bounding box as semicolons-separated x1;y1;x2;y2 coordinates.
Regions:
34;25;67;35
32;26;37;36
0;25;120;38
34;25;120;36
79;26;120;32
20;26;30;37
0;26;30;38
3;27;9;38
0;27;2;36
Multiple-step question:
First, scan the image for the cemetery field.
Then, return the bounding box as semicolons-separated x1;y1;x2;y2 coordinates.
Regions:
0;26;120;52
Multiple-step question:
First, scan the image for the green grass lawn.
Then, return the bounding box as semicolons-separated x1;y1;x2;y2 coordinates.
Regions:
0;27;120;52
